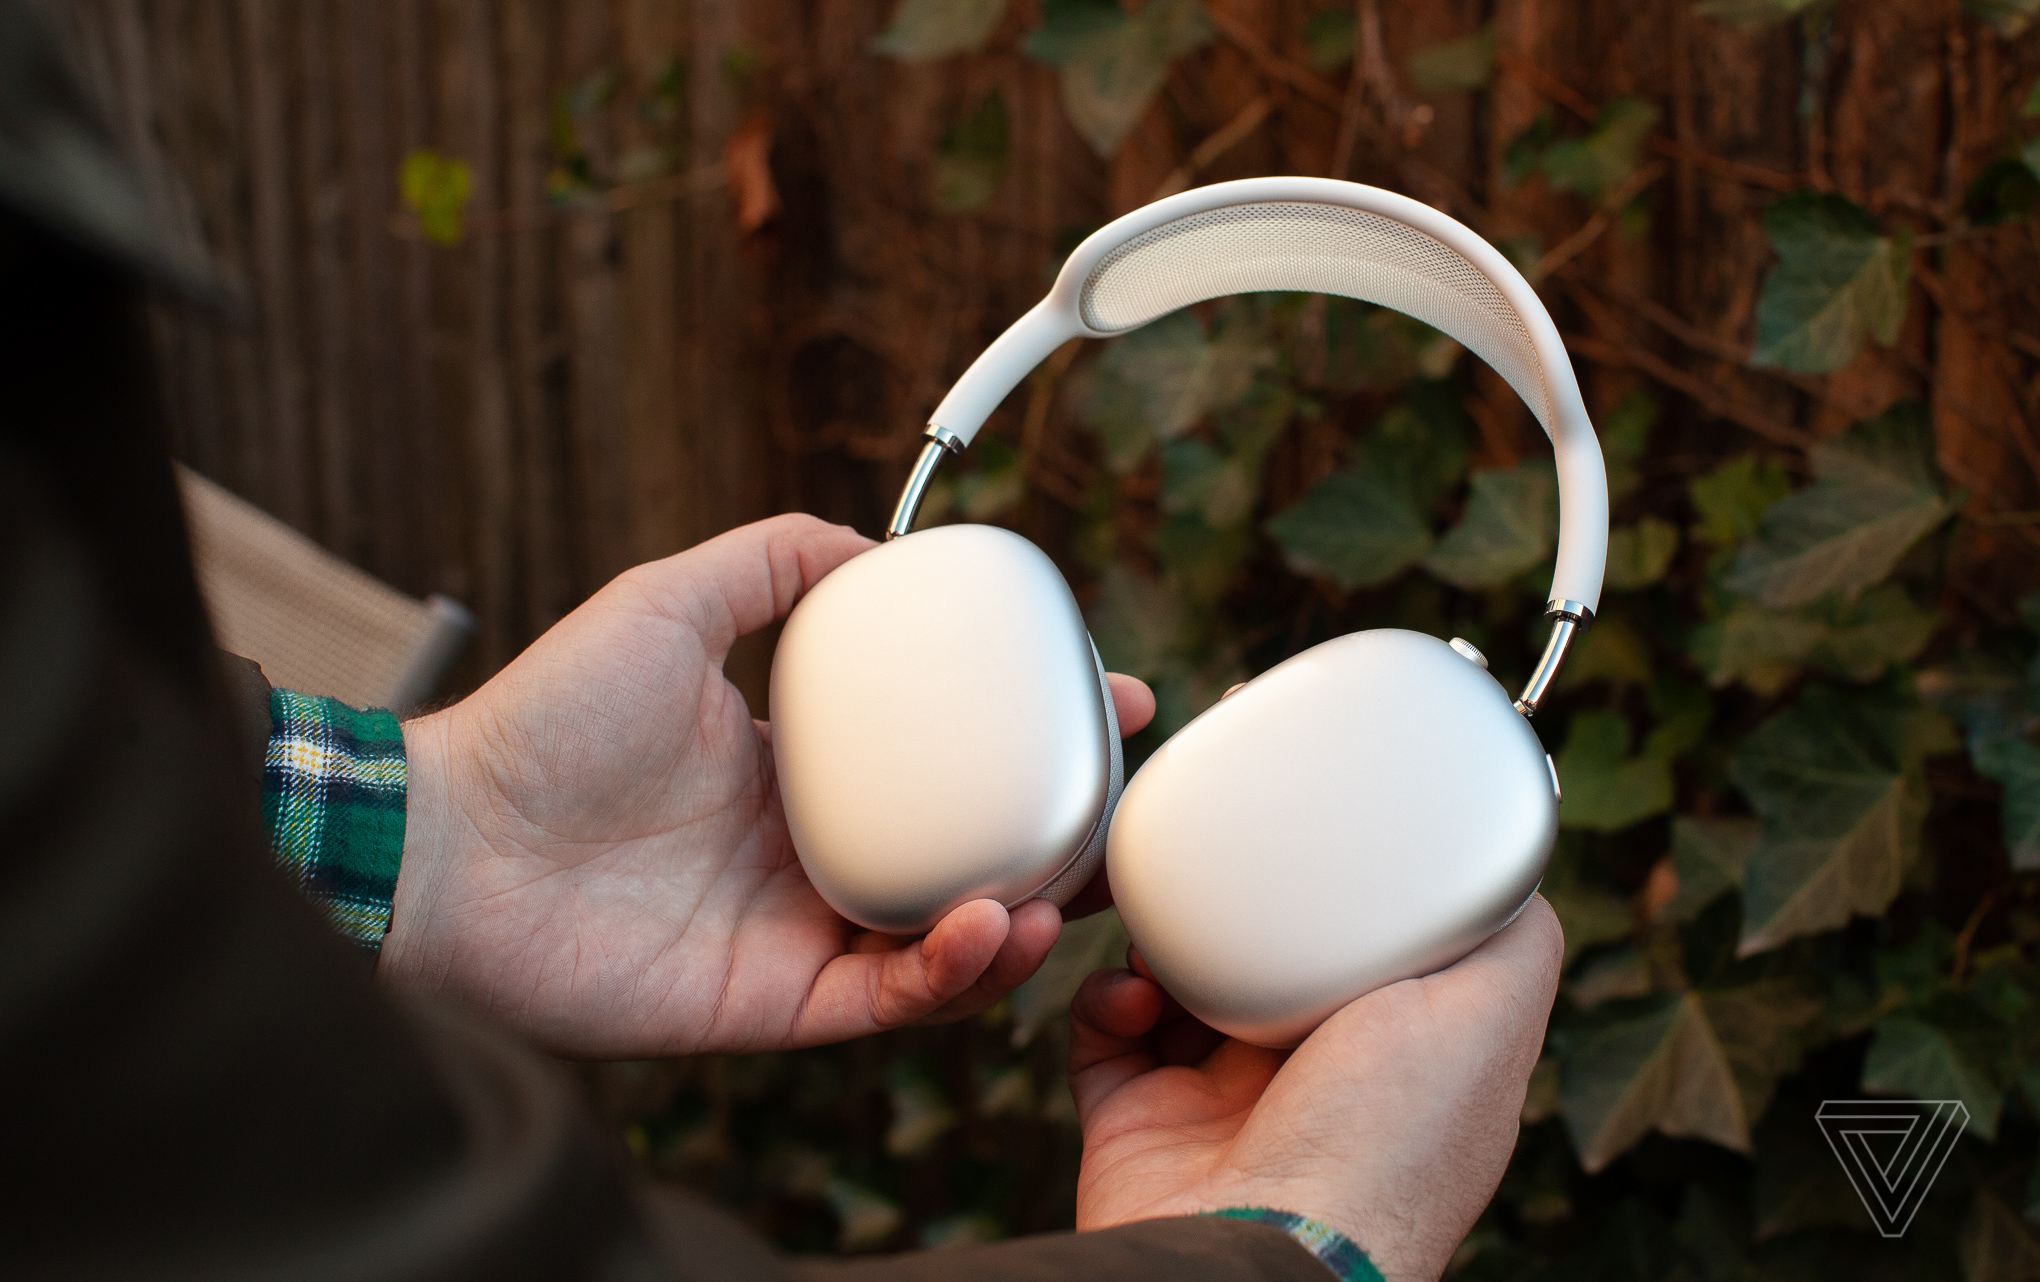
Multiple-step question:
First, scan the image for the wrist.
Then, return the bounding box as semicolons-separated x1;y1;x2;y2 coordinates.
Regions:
377;708;456;985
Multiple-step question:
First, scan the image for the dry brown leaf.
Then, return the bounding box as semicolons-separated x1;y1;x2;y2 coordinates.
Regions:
721;111;781;235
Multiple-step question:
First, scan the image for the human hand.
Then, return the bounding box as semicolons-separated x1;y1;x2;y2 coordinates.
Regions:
1069;898;1562;1282
379;514;1155;1059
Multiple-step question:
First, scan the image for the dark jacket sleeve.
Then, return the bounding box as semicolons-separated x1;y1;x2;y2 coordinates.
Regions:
0;294;1323;1282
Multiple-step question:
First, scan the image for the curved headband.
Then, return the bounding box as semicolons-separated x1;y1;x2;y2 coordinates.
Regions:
898;178;1609;714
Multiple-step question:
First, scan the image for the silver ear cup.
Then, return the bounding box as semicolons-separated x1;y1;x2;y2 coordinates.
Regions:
770;525;1115;934
1027;638;1123;909
1106;629;1557;1047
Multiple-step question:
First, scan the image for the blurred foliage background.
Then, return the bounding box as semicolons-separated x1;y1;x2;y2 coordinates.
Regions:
58;0;2040;1276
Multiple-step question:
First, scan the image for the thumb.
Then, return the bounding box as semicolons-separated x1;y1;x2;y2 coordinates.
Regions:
634;513;875;655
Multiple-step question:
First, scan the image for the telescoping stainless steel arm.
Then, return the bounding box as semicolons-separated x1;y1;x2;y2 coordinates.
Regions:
1514;600;1594;718
886;426;964;540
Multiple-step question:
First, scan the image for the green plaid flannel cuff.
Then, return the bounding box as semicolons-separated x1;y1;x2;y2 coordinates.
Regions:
1205;1208;1385;1282
262;689;407;956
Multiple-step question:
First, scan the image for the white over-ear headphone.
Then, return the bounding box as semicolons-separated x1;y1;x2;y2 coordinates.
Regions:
769;178;1606;1044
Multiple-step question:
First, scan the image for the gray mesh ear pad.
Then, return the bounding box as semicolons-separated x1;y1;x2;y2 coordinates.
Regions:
1029;638;1124;909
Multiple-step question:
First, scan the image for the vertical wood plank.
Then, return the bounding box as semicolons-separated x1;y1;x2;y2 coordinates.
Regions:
618;0;689;566
559;1;633;590
297;0;359;556
235;0;311;529
504;0;574;639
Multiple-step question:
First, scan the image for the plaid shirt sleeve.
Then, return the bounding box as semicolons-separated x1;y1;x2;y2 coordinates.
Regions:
1204;1208;1385;1282
261;689;407;956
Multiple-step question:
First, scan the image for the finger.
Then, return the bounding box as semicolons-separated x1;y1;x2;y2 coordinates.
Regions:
1106;673;1155;737
1068;969;1164;1126
791;898;1010;1045
1122;944;1226;1065
1427;895;1564;1024
1125;945;1190;1024
1419;896;1564;1073
917;898;1064;1025
1155;1009;1229;1068
1314;895;1563;1079
634;513;876;654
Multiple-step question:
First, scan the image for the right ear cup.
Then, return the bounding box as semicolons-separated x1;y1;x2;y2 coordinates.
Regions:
1029;637;1123;909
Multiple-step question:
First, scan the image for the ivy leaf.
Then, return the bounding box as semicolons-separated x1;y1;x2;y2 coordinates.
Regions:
1701;979;1827;1130
1692;584;1940;693
1087;564;1190;681
1725;403;1951;609
1559;615;1655;690
1266;468;1433;589
870;0;1007;59
1068;311;1272;469
949;436;1025;521
932;93;1010;212
1504;111;1556;188
1356;385;1474;513
1541;97;1660;203
1557;993;1749;1172
1422;462;1558;589
1557;711;1675;833
1407;23;1499;94
1962;156;2040;228
1862;1014;2004;1140
1754;1105;1872;1238
1644;675;1714;761
1960;1190;2040;1282
1559;981;1825;1174
1605;518;1681;592
1010;908;1129;1046
1809;584;1942;681
1688;603;1828;697
1964;0;2040;38
1657;817;1760;923
1970;736;2040;871
1162;438;1256;528
1569;947;1653;1009
1024;0;1123;62
1025;0;1211;157
885;1064;959;1157
400;149;473;246
1729;684;1936;956
1690;454;1792;546
825;1176;905;1251
1693;0;1831;29
1601;389;1658;502
1542;845;1635;965
1302;10;1354;73
1751;191;1912;373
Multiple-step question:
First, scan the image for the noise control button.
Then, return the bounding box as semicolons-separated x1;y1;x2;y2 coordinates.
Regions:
1449;637;1489;669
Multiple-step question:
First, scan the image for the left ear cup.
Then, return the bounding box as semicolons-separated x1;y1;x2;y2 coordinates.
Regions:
1028;637;1123;909
770;524;1116;935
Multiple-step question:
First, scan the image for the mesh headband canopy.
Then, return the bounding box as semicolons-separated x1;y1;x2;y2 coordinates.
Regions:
1077;201;1556;433
918;178;1608;614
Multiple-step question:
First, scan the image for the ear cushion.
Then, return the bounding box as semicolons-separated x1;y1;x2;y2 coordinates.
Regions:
1027;637;1123;909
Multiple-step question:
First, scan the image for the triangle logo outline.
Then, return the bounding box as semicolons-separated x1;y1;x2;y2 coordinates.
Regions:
1815;1099;1969;1238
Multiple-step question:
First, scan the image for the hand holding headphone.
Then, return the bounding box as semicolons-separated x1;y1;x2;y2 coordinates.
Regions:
769;178;1606;1047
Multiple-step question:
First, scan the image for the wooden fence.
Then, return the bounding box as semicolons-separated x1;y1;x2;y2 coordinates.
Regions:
56;0;2040;700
